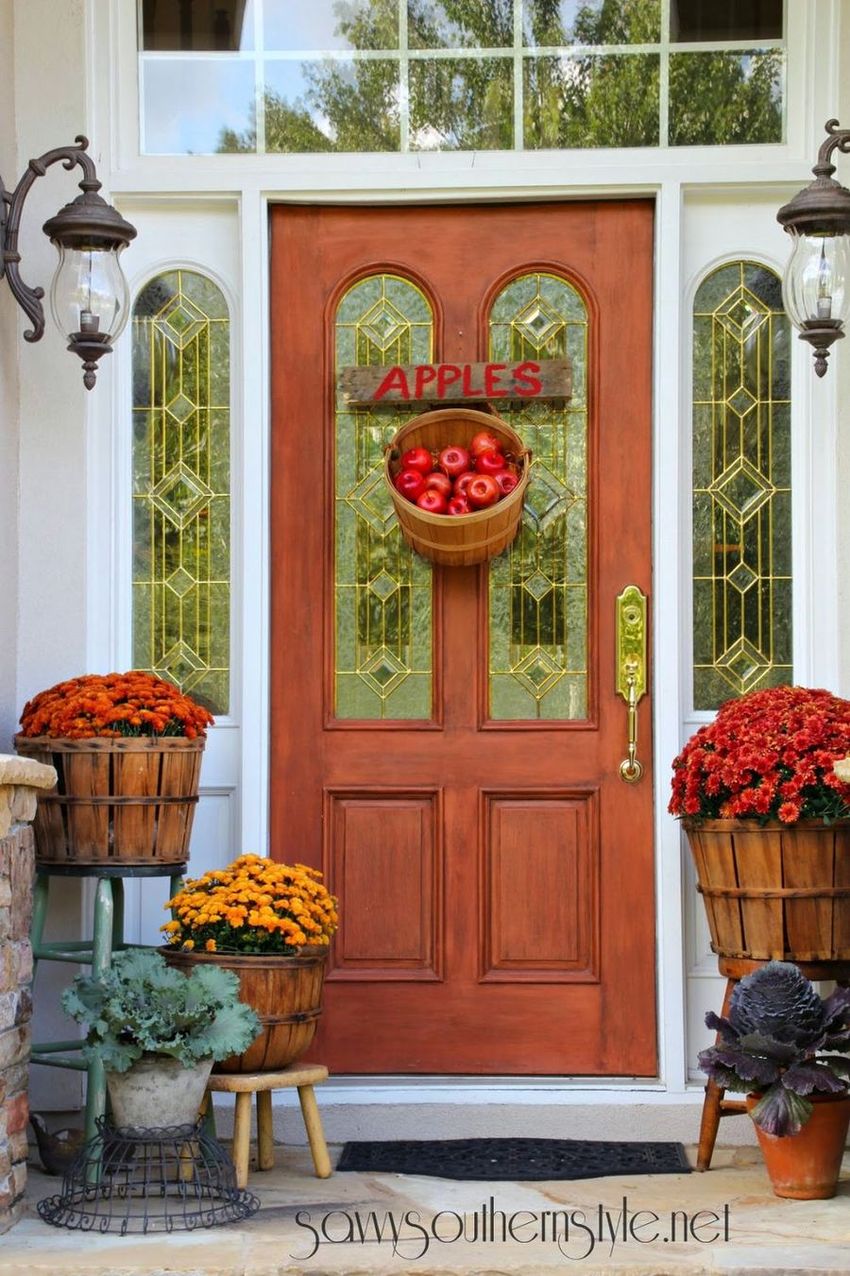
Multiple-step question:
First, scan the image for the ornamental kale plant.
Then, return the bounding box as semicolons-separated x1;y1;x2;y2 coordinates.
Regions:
699;962;850;1136
670;686;850;824
62;948;260;1073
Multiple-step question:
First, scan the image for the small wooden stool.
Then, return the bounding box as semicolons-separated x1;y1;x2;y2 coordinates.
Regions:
203;1063;332;1188
697;956;850;1171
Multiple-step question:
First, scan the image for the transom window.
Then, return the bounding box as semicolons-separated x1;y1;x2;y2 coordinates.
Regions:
139;0;785;154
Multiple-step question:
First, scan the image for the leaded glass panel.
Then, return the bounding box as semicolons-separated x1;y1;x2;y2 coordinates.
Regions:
692;261;791;710
132;269;231;715
488;273;588;720
335;275;433;719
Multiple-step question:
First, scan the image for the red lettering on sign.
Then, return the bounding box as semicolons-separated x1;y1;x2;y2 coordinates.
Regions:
414;365;438;398
437;364;462;397
373;366;410;401
484;363;508;397
462;364;484;397
514;360;543;397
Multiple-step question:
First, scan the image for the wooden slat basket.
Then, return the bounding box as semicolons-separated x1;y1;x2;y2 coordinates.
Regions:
684;819;850;962
14;735;204;868
163;947;327;1073
384;407;531;567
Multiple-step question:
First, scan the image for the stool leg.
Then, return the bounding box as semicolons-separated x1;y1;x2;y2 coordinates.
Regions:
297;1085;331;1179
696;977;735;1171
256;1090;275;1171
83;879;115;1183
199;1090;217;1139
84;880;114;1154
231;1091;252;1189
30;873;49;974
111;877;125;952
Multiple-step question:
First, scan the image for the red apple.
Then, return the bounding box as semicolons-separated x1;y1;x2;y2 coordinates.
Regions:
470;430;502;458
394;469;426;501
416;489;448;515
447;495;472;516
454;472;476;498
424;471;452;497
467;474;500;508
494;470;520;497
401;446;433;476
438;446;471;478
475;448;507;476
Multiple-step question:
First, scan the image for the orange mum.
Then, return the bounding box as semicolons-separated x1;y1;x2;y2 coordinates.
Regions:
162;854;339;956
19;671;214;740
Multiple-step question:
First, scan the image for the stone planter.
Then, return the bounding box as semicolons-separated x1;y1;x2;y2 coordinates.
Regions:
106;1056;213;1133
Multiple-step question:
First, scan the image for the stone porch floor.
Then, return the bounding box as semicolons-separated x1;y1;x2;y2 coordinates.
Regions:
2;1144;850;1276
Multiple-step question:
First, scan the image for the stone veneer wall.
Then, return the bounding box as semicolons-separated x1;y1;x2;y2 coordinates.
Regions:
0;824;34;1233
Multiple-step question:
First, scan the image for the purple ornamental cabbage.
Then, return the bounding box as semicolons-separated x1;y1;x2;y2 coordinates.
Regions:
698;961;850;1137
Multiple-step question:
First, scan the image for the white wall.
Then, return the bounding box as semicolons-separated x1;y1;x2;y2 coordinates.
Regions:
837;8;850;696
6;0;92;1110
0;0;20;751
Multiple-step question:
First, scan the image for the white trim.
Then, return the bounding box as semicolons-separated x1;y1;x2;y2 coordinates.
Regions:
651;180;687;1093
238;188;271;855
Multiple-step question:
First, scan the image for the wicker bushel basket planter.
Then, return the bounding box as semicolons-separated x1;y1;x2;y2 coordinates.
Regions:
384;407;531;567
14;735;203;868
684;819;850;962
163;946;328;1073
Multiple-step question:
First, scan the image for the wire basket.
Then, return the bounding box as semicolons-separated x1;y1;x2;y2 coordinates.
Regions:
37;1118;259;1234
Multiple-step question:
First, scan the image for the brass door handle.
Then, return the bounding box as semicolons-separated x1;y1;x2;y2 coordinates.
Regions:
616;586;647;784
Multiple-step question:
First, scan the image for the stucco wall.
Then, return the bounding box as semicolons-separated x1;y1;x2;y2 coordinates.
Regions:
837;6;850;695
0;1;20;751
5;0;89;1113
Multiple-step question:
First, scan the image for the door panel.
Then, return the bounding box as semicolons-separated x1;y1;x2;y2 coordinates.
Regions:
271;201;656;1075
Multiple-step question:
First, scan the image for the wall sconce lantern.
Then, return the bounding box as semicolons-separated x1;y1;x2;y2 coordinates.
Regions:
777;119;850;377
0;135;136;389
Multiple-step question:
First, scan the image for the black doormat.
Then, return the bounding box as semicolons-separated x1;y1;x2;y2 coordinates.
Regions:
336;1138;691;1181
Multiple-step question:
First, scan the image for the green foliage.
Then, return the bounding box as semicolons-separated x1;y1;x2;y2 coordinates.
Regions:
61;948;260;1073
218;0;782;154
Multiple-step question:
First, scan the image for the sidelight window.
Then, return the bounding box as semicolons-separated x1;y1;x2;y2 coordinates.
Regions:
691;260;792;712
132;268;231;716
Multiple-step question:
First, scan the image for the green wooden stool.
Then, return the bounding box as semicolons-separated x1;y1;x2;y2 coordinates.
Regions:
30;863;186;1149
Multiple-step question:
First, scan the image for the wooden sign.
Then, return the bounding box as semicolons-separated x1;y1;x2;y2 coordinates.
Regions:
340;358;571;407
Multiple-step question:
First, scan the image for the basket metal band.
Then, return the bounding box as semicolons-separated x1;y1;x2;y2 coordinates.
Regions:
698;884;850;899
37;793;199;807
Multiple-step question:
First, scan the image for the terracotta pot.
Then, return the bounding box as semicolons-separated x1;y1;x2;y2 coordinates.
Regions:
162;946;328;1073
683;819;850;962
747;1091;850;1199
106;1056;213;1133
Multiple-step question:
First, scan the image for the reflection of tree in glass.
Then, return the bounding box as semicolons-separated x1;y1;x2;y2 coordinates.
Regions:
668;51;781;146
216;0;782;153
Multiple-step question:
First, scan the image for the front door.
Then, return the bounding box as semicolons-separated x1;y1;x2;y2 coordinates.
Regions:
270;201;656;1074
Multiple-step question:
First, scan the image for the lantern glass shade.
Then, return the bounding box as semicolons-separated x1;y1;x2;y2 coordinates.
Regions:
48;243;130;343
781;229;850;331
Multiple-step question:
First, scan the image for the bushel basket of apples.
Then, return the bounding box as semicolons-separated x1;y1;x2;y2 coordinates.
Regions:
384;408;531;567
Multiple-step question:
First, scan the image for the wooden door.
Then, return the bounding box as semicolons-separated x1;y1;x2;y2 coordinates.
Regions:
270;202;656;1075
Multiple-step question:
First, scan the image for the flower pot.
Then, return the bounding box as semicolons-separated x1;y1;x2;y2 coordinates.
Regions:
747;1091;850;1199
684;819;850;962
14;735;204;868
162;947;328;1073
106;1056;213;1133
